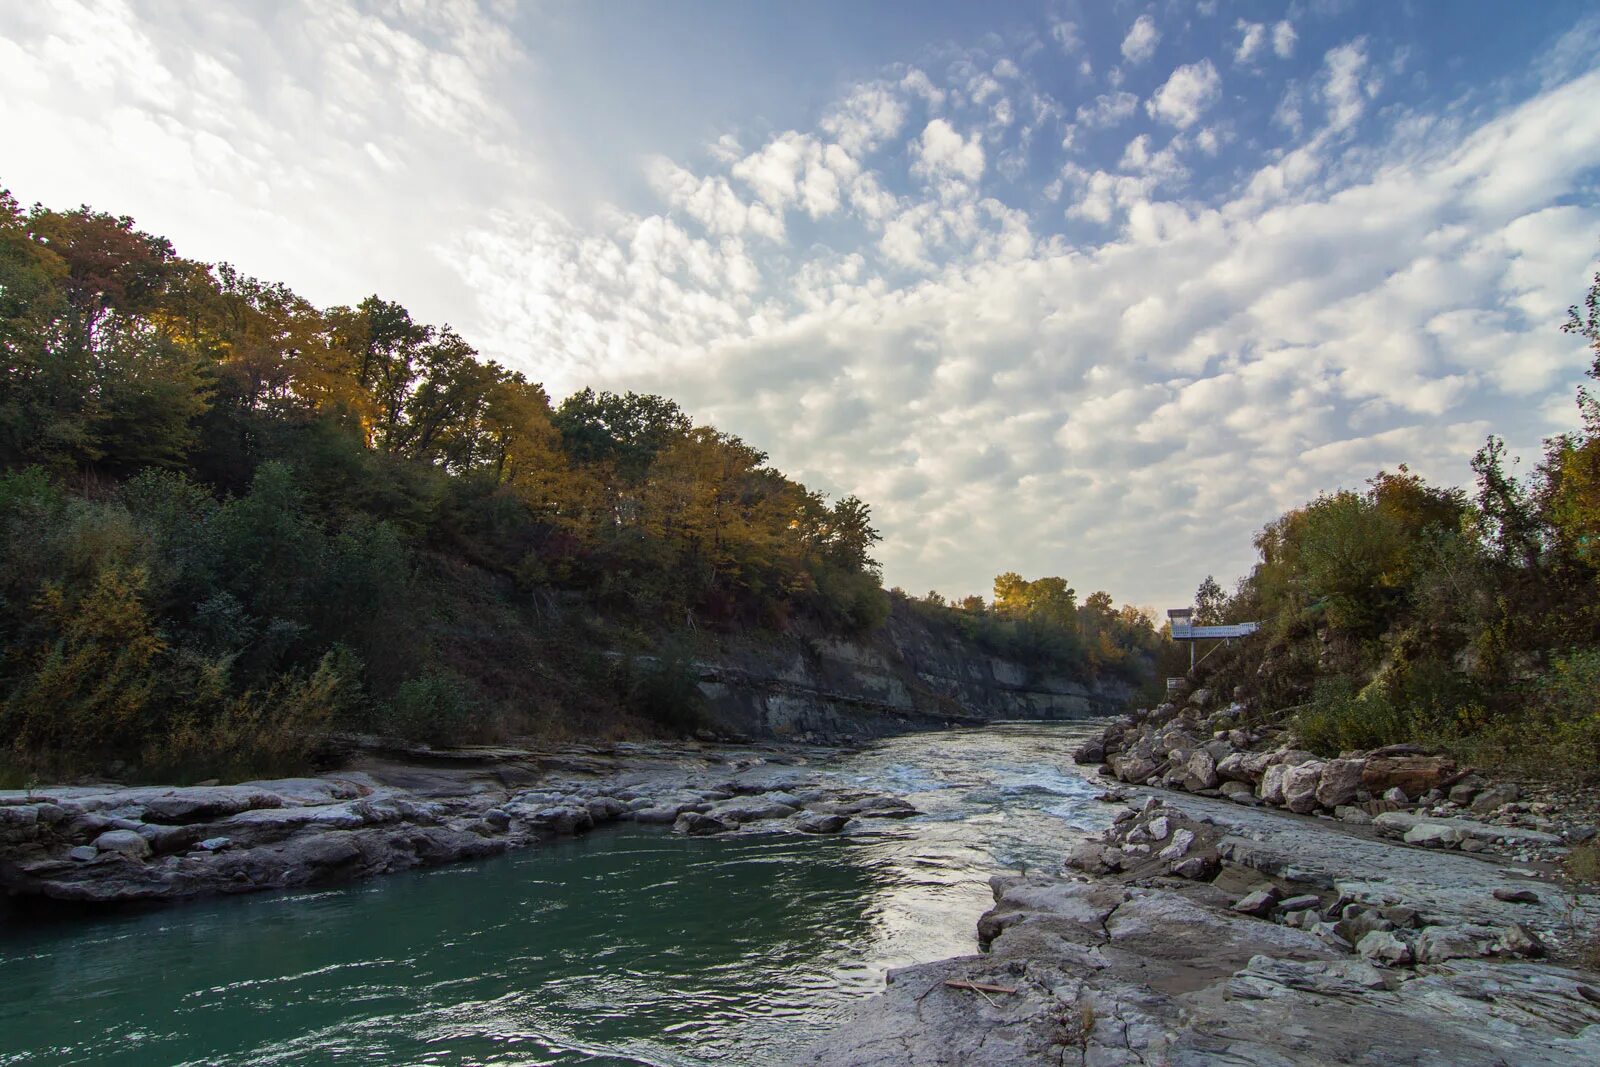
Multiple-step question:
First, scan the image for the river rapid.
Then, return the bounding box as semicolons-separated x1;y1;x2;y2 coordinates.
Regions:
0;721;1114;1066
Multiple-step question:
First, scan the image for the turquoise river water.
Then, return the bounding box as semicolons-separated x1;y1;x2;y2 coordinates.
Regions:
0;721;1112;1066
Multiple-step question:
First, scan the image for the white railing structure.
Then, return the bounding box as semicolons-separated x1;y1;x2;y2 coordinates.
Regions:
1167;609;1260;670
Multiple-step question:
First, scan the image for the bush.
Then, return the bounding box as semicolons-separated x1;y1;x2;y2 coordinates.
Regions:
1465;649;1600;784
812;566;890;634
145;649;356;782
384;671;480;746
614;645;707;734
0;565;166;776
1292;676;1420;755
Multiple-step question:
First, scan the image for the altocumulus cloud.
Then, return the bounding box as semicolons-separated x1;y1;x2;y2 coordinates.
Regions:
4;1;1599;608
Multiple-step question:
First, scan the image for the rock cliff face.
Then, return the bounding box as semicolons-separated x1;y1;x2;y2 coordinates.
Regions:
696;601;1138;742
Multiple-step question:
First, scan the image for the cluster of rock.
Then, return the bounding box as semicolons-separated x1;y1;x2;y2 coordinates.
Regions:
1073;691;1589;863
1072;796;1555;969
797;790;1600;1066
0;745;919;904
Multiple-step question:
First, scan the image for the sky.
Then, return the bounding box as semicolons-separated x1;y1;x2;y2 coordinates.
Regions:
3;1;1599;612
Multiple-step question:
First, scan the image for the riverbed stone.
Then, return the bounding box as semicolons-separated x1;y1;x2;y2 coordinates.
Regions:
1233;888;1280;917
1375;811;1563;850
1182;750;1219;791
1495;887;1540;904
1357;929;1413;966
1316;758;1366;809
672;811;738;835
1157;828;1195;862
1277;894;1321;913
1363;756;1455;799
1282;761;1325;813
1495;923;1547;958
92;830;151;860
1471;783;1520;815
793;811;849;834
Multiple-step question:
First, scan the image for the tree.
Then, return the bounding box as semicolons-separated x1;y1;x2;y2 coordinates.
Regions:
552;389;691;479
1193;575;1226;625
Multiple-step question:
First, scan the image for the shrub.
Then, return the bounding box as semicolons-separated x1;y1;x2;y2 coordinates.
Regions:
145;649;356;782
0;565;166;776
1292;676;1420;755
384;671;480;746
614;645;707;734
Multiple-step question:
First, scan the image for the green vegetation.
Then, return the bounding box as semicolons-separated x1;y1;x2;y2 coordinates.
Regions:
0;190;891;780
0;189;1161;782
898;575;1164;686
1197;262;1600;783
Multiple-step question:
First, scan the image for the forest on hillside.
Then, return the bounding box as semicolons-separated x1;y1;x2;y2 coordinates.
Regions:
0;191;1160;783
1190;262;1600;782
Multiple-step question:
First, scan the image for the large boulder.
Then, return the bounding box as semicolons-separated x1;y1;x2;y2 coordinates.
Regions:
91;830;151;860
141;788;284;824
793;811;849;834
1110;753;1161;785
530;805;594;836
1356;929;1413;966
1282;761;1325;813
1316;758;1367;809
1362;756;1455;799
1414;925;1492;963
709;796;800;822
1258;764;1289;805
1181;750;1220;792
673;811;738;835
1073;734;1108;764
1469;783;1519;815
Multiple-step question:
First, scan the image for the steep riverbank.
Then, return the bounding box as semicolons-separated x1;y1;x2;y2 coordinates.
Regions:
693;598;1138;743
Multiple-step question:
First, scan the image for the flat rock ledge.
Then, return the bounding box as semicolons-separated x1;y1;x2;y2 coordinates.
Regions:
0;742;917;904
794;794;1600;1067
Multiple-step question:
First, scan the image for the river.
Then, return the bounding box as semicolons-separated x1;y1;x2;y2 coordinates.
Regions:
0;721;1113;1066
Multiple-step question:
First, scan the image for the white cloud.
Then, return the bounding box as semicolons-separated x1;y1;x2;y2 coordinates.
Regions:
1322;39;1376;131
1273;20;1298;59
730;132;860;220
912;118;986;188
1274;84;1305;135
822;83;905;154
648;158;784;241
1076;91;1141;128
1147;60;1222;129
6;2;1599;612
900;68;946;111
1050;19;1082;54
1235;21;1266;65
1119;134;1188;185
1121;15;1160;65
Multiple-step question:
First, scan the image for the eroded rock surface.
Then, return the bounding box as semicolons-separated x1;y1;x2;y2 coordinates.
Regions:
0;741;918;904
796;791;1600;1066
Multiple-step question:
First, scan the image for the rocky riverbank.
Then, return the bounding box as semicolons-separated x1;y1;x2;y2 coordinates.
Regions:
0;740;917;905
794;691;1600;1066
795;786;1600;1065
1073;686;1598;864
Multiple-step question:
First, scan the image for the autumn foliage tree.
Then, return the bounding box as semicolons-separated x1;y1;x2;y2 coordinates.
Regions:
0;190;888;778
